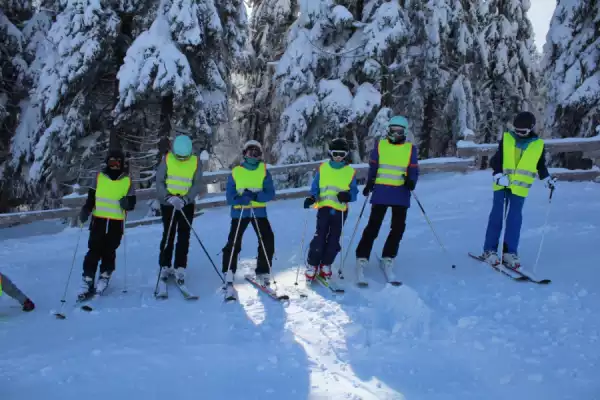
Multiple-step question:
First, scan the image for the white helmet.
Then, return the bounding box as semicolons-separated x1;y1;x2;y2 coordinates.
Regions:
243;140;263;152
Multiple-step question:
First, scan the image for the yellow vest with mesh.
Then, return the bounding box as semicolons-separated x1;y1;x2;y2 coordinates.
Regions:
92;173;131;220
317;162;355;212
375;140;412;187
166;152;198;196
493;132;544;198
232;163;267;209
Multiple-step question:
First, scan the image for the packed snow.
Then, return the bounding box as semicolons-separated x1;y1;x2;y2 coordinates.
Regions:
2;171;599;399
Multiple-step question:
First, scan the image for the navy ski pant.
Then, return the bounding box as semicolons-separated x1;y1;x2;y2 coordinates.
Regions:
307;207;348;267
484;189;525;254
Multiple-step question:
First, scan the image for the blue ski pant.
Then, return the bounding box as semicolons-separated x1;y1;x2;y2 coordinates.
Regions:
484;189;525;254
307;207;348;267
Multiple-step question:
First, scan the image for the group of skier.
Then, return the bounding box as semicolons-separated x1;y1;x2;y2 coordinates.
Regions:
1;110;557;310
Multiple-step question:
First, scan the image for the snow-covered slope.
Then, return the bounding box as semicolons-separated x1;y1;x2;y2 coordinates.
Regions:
1;171;599;399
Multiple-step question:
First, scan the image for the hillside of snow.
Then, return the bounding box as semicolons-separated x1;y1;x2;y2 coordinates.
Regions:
1;171;599;399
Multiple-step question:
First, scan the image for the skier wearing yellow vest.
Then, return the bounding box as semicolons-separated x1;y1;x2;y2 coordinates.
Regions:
77;149;136;300
481;111;556;270
221;140;275;288
156;134;203;286
303;138;358;281
355;115;419;284
0;272;35;312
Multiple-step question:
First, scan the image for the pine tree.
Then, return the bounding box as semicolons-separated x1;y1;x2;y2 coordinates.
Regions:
542;0;599;143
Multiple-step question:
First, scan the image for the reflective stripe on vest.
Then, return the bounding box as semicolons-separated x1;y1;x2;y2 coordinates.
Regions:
166;152;198;196
374;140;412;187
493;132;544;197
317;162;355;211
92;173;131;220
232;163;267;209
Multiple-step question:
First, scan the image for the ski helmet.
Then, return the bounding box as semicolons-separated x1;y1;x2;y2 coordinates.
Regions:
513;111;536;137
172;135;193;159
328;137;349;160
387;115;409;144
242;140;263;159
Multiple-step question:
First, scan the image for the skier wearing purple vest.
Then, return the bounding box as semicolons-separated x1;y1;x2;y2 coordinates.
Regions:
355;115;419;284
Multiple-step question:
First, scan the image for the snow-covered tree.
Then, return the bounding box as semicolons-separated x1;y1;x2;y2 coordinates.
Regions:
542;0;599;140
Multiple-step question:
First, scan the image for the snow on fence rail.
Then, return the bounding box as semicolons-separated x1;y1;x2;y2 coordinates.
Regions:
2;136;599;229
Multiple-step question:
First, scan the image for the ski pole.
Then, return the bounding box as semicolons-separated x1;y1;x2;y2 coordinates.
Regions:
55;223;85;319
341;194;369;267
250;206;276;285
295;209;311;286
532;186;554;275
499;190;510;264
225;207;245;285
412;191;456;269
122;215;128;293
180;210;224;284
338;208;347;278
154;209;176;296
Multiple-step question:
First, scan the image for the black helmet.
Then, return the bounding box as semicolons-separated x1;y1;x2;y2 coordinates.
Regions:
328;138;349;161
513;111;536;137
105;148;125;171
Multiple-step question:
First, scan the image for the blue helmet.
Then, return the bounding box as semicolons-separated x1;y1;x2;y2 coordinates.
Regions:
388;115;409;128
172;135;193;158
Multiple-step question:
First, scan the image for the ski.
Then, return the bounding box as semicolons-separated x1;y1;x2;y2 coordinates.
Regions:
173;280;199;300
223;283;237;302
468;252;551;284
376;256;402;286
314;275;345;294
155;278;168;299
244;275;289;301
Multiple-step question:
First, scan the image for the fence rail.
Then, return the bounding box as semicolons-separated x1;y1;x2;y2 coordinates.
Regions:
2;134;599;228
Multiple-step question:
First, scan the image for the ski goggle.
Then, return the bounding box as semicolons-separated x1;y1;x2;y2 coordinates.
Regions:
514;128;531;137
329;150;348;159
244;147;262;158
388;125;406;137
174;153;191;161
107;157;122;169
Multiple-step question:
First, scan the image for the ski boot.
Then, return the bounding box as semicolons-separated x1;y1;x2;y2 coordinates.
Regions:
174;267;186;285
160;266;174;282
22;298;35;312
380;257;396;281
482;250;500;266
224;270;236;300
319;264;332;279
356;258;368;286
305;265;319;281
95;271;111;295
77;276;95;302
256;273;270;287
502;253;521;270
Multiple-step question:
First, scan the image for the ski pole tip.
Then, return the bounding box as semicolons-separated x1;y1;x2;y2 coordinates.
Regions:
452;264;456;269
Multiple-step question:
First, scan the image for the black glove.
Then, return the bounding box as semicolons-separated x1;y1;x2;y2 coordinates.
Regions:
303;196;316;209
119;197;130;210
242;189;258;201
79;208;90;224
362;180;374;196
405;178;416;191
337;191;351;203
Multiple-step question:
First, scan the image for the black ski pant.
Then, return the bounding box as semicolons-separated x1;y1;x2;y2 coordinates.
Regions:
355;204;408;260
159;203;195;268
221;217;274;275
83;217;124;279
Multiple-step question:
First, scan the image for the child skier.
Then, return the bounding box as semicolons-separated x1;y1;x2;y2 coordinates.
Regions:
355;115;419;283
303;138;358;280
221;140;276;288
0;272;35;311
156;134;203;285
481;111;556;269
78;149;136;300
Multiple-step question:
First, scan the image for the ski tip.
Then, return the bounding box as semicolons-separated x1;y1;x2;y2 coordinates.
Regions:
54;313;66;320
81;305;93;312
334;289;345;294
389;281;402;287
538;279;552;284
357;282;368;288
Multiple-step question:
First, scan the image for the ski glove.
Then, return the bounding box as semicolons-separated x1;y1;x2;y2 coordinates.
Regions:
405;178;416;191
543;175;557;190
242;189;258;201
362;180;374;196
303;196;316;209
119;197;131;211
79;208;90;224
337;191;351;203
235;194;252;206
167;195;185;210
493;173;510;187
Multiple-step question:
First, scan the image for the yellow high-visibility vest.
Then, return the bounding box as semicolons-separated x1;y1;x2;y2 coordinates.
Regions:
374;139;412;187
317;162;355;212
92;173;131;220
232;162;267;209
165;152;198;196
493;132;544;197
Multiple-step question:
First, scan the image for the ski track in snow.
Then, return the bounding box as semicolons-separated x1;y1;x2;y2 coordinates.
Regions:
1;171;599;399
